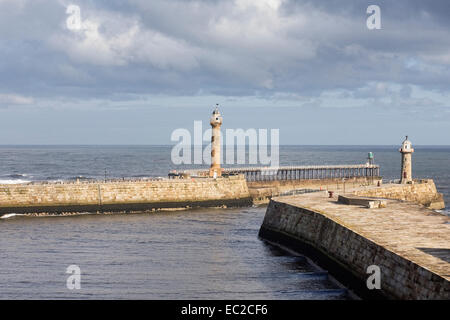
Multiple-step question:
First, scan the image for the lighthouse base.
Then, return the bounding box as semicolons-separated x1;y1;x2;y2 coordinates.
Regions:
209;168;222;178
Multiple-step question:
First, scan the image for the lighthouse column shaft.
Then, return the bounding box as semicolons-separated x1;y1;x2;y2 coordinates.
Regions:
209;107;223;177
210;125;221;176
399;137;414;184
400;153;412;184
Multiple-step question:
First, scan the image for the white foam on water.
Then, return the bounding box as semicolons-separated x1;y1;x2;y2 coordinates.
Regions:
0;179;31;184
435;208;450;216
1;213;24;219
0;179;32;184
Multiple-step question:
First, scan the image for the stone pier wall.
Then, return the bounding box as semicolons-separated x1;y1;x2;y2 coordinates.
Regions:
0;175;252;215
259;199;449;299
354;179;445;209
249;176;381;204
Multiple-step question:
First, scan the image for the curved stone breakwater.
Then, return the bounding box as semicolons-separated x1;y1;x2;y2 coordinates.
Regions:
1;175;442;217
259;182;449;300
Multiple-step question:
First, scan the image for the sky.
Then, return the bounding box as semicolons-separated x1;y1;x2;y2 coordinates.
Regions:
0;0;449;145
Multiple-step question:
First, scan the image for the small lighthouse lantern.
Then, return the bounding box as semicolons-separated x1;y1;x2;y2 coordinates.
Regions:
367;152;374;165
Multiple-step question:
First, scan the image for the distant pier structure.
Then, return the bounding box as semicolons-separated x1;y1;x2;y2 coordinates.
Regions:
175;106;381;182
184;164;380;182
399;136;414;184
221;165;380;182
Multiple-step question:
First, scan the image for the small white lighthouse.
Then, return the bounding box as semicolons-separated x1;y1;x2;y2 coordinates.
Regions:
209;104;223;177
399;136;414;184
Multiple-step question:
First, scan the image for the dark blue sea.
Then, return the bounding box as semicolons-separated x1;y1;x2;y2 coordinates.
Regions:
0;145;448;299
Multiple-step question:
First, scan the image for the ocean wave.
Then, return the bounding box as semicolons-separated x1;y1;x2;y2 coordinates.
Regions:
68;176;95;181
435;208;450;216
45;176;63;180
7;174;29;179
0;179;31;184
1;213;24;219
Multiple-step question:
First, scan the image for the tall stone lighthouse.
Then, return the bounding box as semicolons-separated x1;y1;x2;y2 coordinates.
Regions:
209;104;223;177
399;136;414;184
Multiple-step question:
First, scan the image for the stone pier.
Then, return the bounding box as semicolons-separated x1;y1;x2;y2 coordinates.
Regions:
0;175;252;215
259;186;449;299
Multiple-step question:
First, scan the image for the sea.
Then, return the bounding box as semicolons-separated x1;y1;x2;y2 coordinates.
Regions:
0;145;448;299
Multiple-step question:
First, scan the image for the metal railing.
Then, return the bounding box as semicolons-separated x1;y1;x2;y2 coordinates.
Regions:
180;164;380;182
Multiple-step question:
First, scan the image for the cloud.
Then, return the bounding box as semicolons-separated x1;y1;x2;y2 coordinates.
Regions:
0;0;450;109
0;93;33;107
50;9;200;70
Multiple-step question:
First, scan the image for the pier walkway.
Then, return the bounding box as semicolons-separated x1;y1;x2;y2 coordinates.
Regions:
260;189;449;299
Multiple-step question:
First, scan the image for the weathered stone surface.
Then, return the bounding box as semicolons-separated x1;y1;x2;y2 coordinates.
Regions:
0;175;251;214
259;189;450;300
248;177;381;204
338;194;387;208
354;179;445;210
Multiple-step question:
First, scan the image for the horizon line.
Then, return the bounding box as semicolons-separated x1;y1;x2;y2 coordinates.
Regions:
1;144;450;147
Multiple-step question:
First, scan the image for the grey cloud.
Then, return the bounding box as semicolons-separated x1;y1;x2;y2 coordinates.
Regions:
0;0;449;103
